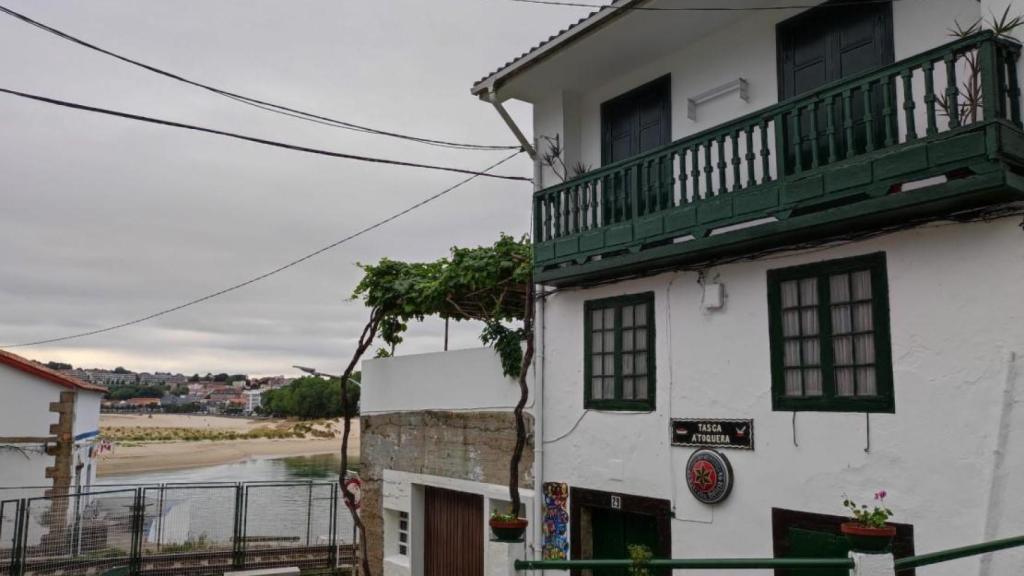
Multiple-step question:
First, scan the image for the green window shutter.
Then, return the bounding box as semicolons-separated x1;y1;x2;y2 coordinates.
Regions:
767;252;894;413
584;292;656;411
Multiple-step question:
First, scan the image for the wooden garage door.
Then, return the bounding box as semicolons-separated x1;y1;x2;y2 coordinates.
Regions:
424;487;484;576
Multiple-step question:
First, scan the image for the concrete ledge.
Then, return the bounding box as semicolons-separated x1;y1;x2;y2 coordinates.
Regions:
223;568;301;576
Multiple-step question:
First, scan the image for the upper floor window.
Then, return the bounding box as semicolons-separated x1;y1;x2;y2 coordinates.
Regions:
767;253;894;413
585;293;655;411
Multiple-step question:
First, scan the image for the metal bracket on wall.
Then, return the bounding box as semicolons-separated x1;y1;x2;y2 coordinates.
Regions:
687;78;749;121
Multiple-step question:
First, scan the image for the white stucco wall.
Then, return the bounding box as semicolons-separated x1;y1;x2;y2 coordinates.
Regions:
530;0;981;188
362;347;529;415
0;363;61;438
538;216;1024;573
380;469;535;576
73;391;102;440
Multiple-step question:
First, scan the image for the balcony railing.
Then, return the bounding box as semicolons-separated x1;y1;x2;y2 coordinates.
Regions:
533;31;1024;285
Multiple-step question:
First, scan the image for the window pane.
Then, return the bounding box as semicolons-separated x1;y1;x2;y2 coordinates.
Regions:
592;377;604;399
802;338;820;366
852;270;872;300
635;304;647;326
622;329;634;352
781;280;799;308
800;278;818;306
803;368;823;396
603;331;614;351
604;355;614;376
801;309;819;336
784;340;801;367
783;310;800;337
836;367;855;396
635;328;648;351
635;376;648;400
857;366;877;396
785;369;802;396
623;376;634;399
592;355;604;376
853;302;873;332
623;353;634;375
592;309;604;330
833;336;854;365
622;305;634;328
603;377;614;399
592;331;603;353
635;353;647;373
854;334;875;364
604;308;615;328
831;305;852;334
830;274;851;303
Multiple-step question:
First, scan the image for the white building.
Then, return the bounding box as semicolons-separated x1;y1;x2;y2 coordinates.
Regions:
468;0;1024;574
360;347;535;576
0;349;106;500
243;388;263;414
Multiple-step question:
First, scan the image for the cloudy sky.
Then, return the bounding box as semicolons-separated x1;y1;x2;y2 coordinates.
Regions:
0;0;585;376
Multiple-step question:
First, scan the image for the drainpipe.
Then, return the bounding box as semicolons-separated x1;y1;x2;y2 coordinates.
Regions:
483;86;537;161
979;351;1020;576
532;284;546;561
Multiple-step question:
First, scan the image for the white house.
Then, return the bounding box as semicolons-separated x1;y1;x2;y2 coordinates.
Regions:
469;0;1024;574
360;347;535;576
0;349;106;507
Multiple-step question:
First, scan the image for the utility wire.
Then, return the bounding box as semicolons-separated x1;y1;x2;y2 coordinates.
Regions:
508;0;899;10
1;151;525;349
0;87;530;182
0;3;518;152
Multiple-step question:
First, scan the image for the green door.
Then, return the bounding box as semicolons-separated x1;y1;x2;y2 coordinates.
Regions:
786;527;850;576
590;508;659;576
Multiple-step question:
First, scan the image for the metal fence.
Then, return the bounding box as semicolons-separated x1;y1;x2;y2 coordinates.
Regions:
0;482;357;576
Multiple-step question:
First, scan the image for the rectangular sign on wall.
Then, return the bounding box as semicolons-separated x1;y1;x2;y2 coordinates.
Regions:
671;419;754;450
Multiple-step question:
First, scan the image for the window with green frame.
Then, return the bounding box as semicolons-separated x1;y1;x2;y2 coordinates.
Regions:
767;253;894;413
584;292;656;411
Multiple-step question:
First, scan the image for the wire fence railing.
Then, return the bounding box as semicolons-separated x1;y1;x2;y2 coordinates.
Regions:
0;481;357;576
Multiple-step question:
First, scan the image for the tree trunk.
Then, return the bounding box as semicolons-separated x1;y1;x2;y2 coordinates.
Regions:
340;309;383;576
508;283;535;515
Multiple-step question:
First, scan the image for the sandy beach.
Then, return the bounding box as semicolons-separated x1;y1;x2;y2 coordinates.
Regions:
98;414;359;476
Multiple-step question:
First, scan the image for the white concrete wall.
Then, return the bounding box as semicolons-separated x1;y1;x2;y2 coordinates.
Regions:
0;363;60;438
362;347;528;415
73;391;102;440
531;0;981;188
538;217;1024;574
380;469;535;576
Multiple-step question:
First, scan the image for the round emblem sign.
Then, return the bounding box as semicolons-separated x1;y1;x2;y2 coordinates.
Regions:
685;448;734;504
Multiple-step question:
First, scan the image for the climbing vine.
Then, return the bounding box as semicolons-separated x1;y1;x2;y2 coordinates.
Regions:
352;234;531;375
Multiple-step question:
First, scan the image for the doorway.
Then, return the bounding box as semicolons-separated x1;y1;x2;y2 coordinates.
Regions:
571;488;671;576
423;486;484;576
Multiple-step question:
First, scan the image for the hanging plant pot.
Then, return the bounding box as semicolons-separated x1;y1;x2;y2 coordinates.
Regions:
489;517;528;542
840;522;897;553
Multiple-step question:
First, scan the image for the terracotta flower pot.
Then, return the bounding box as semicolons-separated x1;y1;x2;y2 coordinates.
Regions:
840;522;897;553
489;517;528;542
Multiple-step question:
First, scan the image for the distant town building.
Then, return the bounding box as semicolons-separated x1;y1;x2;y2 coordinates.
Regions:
243;389;262;414
0;349;106;500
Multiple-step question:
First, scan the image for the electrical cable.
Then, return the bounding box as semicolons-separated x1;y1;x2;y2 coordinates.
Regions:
0;3;519;152
0;151;525;348
0;87;530;182
508;0;901;10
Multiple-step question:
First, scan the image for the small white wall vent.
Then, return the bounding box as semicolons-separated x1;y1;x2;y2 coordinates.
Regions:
687;78;749;121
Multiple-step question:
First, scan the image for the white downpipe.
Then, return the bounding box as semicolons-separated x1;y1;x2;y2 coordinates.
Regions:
531;136;546;562
979;351;1020;576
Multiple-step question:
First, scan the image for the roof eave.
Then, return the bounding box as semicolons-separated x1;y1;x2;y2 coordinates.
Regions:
471;0;647;99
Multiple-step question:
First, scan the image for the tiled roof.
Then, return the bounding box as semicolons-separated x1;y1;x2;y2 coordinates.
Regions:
0;349;108;393
472;1;641;94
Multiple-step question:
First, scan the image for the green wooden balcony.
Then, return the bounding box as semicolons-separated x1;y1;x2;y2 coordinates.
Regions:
533;31;1024;286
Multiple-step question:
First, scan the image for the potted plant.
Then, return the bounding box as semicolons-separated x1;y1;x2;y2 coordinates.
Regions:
490;510;528;542
840;491;897;553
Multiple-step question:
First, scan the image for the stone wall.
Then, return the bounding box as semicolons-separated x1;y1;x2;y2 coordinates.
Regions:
360;410;534;574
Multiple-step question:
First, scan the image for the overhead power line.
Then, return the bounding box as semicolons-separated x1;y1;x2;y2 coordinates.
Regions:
1;151;525;349
508;0;899;10
0;3;518;152
0;87;530;182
